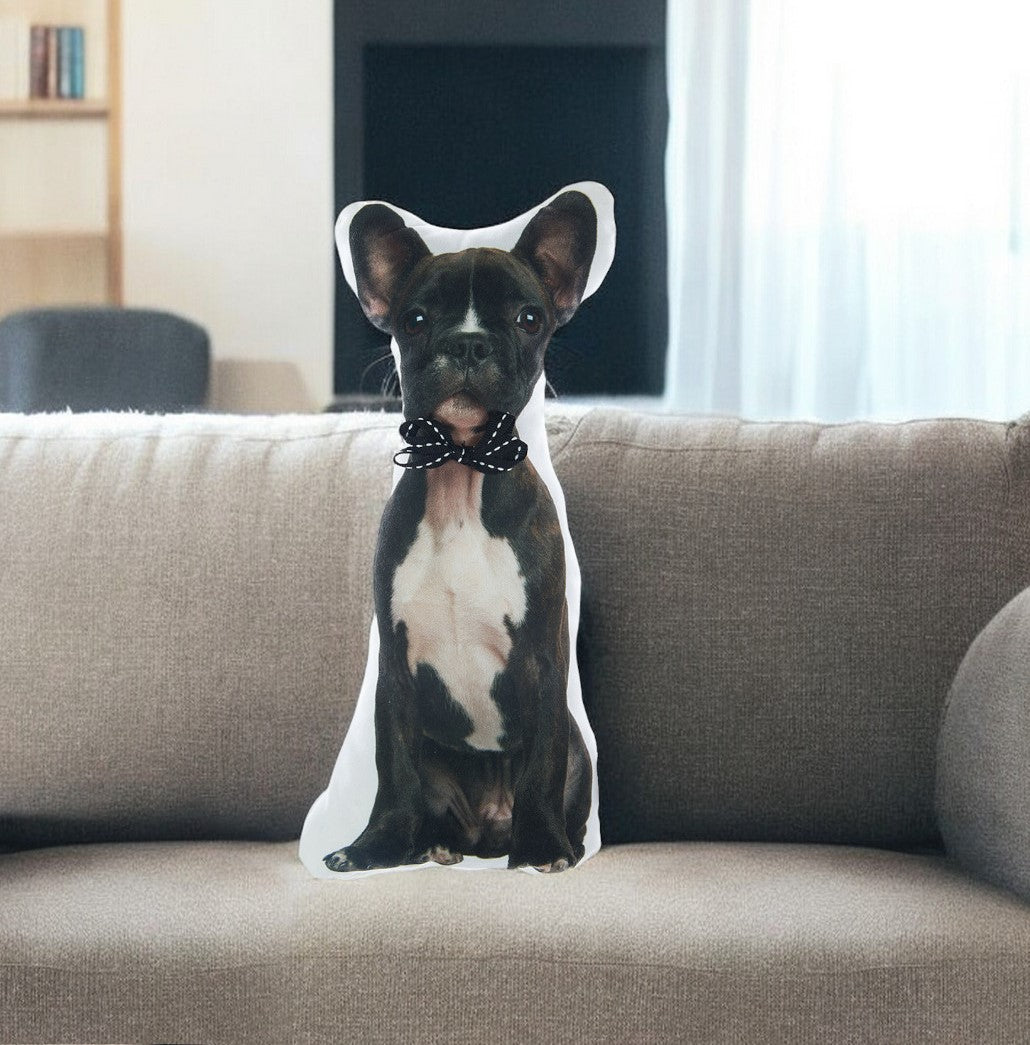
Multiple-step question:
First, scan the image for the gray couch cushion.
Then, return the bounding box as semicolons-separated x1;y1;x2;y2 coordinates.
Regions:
0;412;393;847
553;410;1030;848
936;586;1030;903
1;839;1028;1043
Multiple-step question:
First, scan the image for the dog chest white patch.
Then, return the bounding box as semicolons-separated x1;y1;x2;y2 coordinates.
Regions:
392;473;526;750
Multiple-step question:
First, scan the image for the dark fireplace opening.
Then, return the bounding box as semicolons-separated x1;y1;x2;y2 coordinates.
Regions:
333;3;667;403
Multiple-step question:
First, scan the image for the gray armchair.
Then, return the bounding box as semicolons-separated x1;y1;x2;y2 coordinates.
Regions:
0;307;209;413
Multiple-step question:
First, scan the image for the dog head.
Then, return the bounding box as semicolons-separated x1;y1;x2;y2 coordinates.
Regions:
346;191;599;425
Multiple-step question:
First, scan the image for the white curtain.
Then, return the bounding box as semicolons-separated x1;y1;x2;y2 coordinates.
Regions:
665;0;1030;421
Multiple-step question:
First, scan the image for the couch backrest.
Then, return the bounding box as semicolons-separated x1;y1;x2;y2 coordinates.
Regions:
2;409;1028;851
557;410;1030;848
1;412;390;848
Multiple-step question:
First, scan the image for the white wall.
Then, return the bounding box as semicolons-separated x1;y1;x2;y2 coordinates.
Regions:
121;1;334;411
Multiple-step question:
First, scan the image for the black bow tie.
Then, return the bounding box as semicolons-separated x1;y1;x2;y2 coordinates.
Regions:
393;412;528;474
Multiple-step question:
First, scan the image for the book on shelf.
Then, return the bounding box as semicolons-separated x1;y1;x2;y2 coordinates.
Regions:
0;20;86;102
29;24;45;97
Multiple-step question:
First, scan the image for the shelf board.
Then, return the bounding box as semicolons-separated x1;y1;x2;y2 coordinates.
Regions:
0;229;108;241
0;99;109;119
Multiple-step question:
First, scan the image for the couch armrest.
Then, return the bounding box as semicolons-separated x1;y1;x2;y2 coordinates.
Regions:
936;587;1030;903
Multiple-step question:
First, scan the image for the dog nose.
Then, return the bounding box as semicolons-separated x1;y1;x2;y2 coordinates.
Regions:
447;335;492;367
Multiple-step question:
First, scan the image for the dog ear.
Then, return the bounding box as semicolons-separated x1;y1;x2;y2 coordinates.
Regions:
512;190;598;328
349;204;431;333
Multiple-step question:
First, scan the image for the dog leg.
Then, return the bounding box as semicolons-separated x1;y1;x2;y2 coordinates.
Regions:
507;657;577;872
324;655;426;872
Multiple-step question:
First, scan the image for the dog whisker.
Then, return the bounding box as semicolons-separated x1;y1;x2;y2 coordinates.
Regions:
360;350;398;396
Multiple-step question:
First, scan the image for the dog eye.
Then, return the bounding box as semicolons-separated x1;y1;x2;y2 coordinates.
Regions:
516;308;542;335
402;310;427;336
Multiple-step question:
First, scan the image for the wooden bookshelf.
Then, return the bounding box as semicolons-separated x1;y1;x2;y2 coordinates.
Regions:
0;0;121;316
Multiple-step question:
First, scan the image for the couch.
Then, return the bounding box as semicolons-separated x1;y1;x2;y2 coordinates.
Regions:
1;406;1029;1044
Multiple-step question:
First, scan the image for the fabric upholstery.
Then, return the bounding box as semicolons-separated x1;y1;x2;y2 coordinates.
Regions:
554;410;1030;848
937;585;1030;903
0;307;209;412
0;411;393;848
3;409;1030;853
1;839;1028;1044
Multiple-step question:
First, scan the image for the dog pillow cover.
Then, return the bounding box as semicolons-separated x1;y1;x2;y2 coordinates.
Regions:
299;182;615;877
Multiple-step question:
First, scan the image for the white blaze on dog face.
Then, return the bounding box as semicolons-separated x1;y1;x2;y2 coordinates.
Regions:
457;302;485;335
391;467;527;751
456;255;486;337
456;257;487;336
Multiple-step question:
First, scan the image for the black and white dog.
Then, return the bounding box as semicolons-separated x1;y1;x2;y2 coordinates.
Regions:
324;191;599;873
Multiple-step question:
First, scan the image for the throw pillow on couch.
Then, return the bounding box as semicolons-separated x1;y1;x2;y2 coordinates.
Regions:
299;184;616;878
937;585;1030;904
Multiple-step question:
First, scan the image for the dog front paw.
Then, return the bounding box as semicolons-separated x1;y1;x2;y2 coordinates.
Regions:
509;855;572;873
323;843;411;872
323;846;369;873
508;820;576;873
420;844;464;866
532;857;570;873
508;844;576;873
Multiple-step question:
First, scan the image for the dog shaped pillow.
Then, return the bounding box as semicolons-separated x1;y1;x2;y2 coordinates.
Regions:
299;183;615;876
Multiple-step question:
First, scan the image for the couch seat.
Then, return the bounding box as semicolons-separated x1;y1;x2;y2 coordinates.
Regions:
2;840;1028;1043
